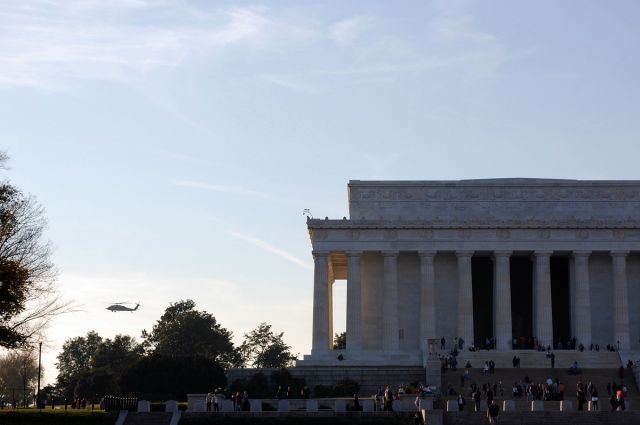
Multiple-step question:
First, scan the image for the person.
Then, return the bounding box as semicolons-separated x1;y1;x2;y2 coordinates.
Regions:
473;388;481;412
616;387;625;411
441;337;446;350
206;392;212;412
577;389;586;411
276;386;283;400
234;391;242;411
591;386;599;411
214;389;224;412
241;391;250;411
352;393;360;411
457;394;466;411
487;400;500;424
384;385;393;411
550;352;555;369
610;393;618;411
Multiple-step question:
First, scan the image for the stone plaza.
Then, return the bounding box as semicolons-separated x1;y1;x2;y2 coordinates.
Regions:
300;179;640;367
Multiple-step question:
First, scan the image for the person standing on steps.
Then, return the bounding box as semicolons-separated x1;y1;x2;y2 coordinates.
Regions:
487;399;500;424
457;394;466;411
591;385;599;411
473;387;481;412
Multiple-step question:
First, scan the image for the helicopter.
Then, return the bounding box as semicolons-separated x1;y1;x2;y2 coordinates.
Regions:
106;302;140;312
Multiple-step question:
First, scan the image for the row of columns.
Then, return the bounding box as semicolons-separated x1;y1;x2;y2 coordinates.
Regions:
311;250;632;356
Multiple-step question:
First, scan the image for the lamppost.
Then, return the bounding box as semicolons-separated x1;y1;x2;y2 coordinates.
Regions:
36;341;42;409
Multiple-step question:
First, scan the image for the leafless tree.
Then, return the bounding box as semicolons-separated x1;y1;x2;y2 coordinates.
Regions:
0;348;39;407
0;151;71;348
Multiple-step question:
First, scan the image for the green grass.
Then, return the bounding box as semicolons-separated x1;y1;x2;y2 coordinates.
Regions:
0;408;115;425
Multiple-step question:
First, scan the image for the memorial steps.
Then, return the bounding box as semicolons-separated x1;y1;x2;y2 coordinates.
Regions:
442;349;622;369
440;366;640;411
444;411;640;425
122;412;173;425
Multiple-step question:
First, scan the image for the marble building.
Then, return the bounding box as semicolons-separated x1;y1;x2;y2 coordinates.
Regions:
300;179;640;366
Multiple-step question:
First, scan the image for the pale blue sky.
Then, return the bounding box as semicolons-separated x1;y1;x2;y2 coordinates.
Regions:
1;0;640;383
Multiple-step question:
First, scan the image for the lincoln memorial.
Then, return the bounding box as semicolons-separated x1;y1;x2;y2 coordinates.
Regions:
300;179;640;367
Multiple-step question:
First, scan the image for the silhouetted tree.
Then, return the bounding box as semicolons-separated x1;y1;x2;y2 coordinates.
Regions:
141;299;240;368
333;332;346;349
55;331;142;399
120;355;226;400
239;322;296;368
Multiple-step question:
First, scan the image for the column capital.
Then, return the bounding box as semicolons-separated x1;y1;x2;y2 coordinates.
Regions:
533;251;553;257
455;250;474;258
573;250;592;258
312;250;330;258
381;250;399;258
345;250;363;257
418;250;437;258
493;250;512;258
611;251;630;257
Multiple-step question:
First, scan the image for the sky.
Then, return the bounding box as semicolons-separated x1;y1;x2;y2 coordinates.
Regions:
1;0;640;385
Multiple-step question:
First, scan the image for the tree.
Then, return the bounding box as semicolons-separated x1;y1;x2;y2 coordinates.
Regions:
120;355;225;400
333;332;346;350
0;349;38;407
239;322;296;368
55;331;103;399
0;152;68;348
141;299;240;368
55;331;143;398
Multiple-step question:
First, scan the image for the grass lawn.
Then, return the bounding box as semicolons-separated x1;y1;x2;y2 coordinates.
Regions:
0;408;115;425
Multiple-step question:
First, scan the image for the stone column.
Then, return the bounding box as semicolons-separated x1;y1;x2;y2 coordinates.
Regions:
346;251;363;352
419;251;437;350
311;251;331;354
612;251;630;350
533;251;554;348
573;251;592;347
456;251;474;348
382;251;400;353
494;251;513;351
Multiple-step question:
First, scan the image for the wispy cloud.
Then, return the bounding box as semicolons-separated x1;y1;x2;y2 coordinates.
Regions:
328;16;373;46
0;2;314;89
260;74;323;94
228;231;312;270
172;180;273;200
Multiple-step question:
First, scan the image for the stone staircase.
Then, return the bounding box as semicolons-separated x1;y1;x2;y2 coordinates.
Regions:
445;349;621;369
123;412;173;425
444;411;640;425
441;367;639;410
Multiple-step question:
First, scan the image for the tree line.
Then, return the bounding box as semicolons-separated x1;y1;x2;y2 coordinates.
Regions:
0;152;296;403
